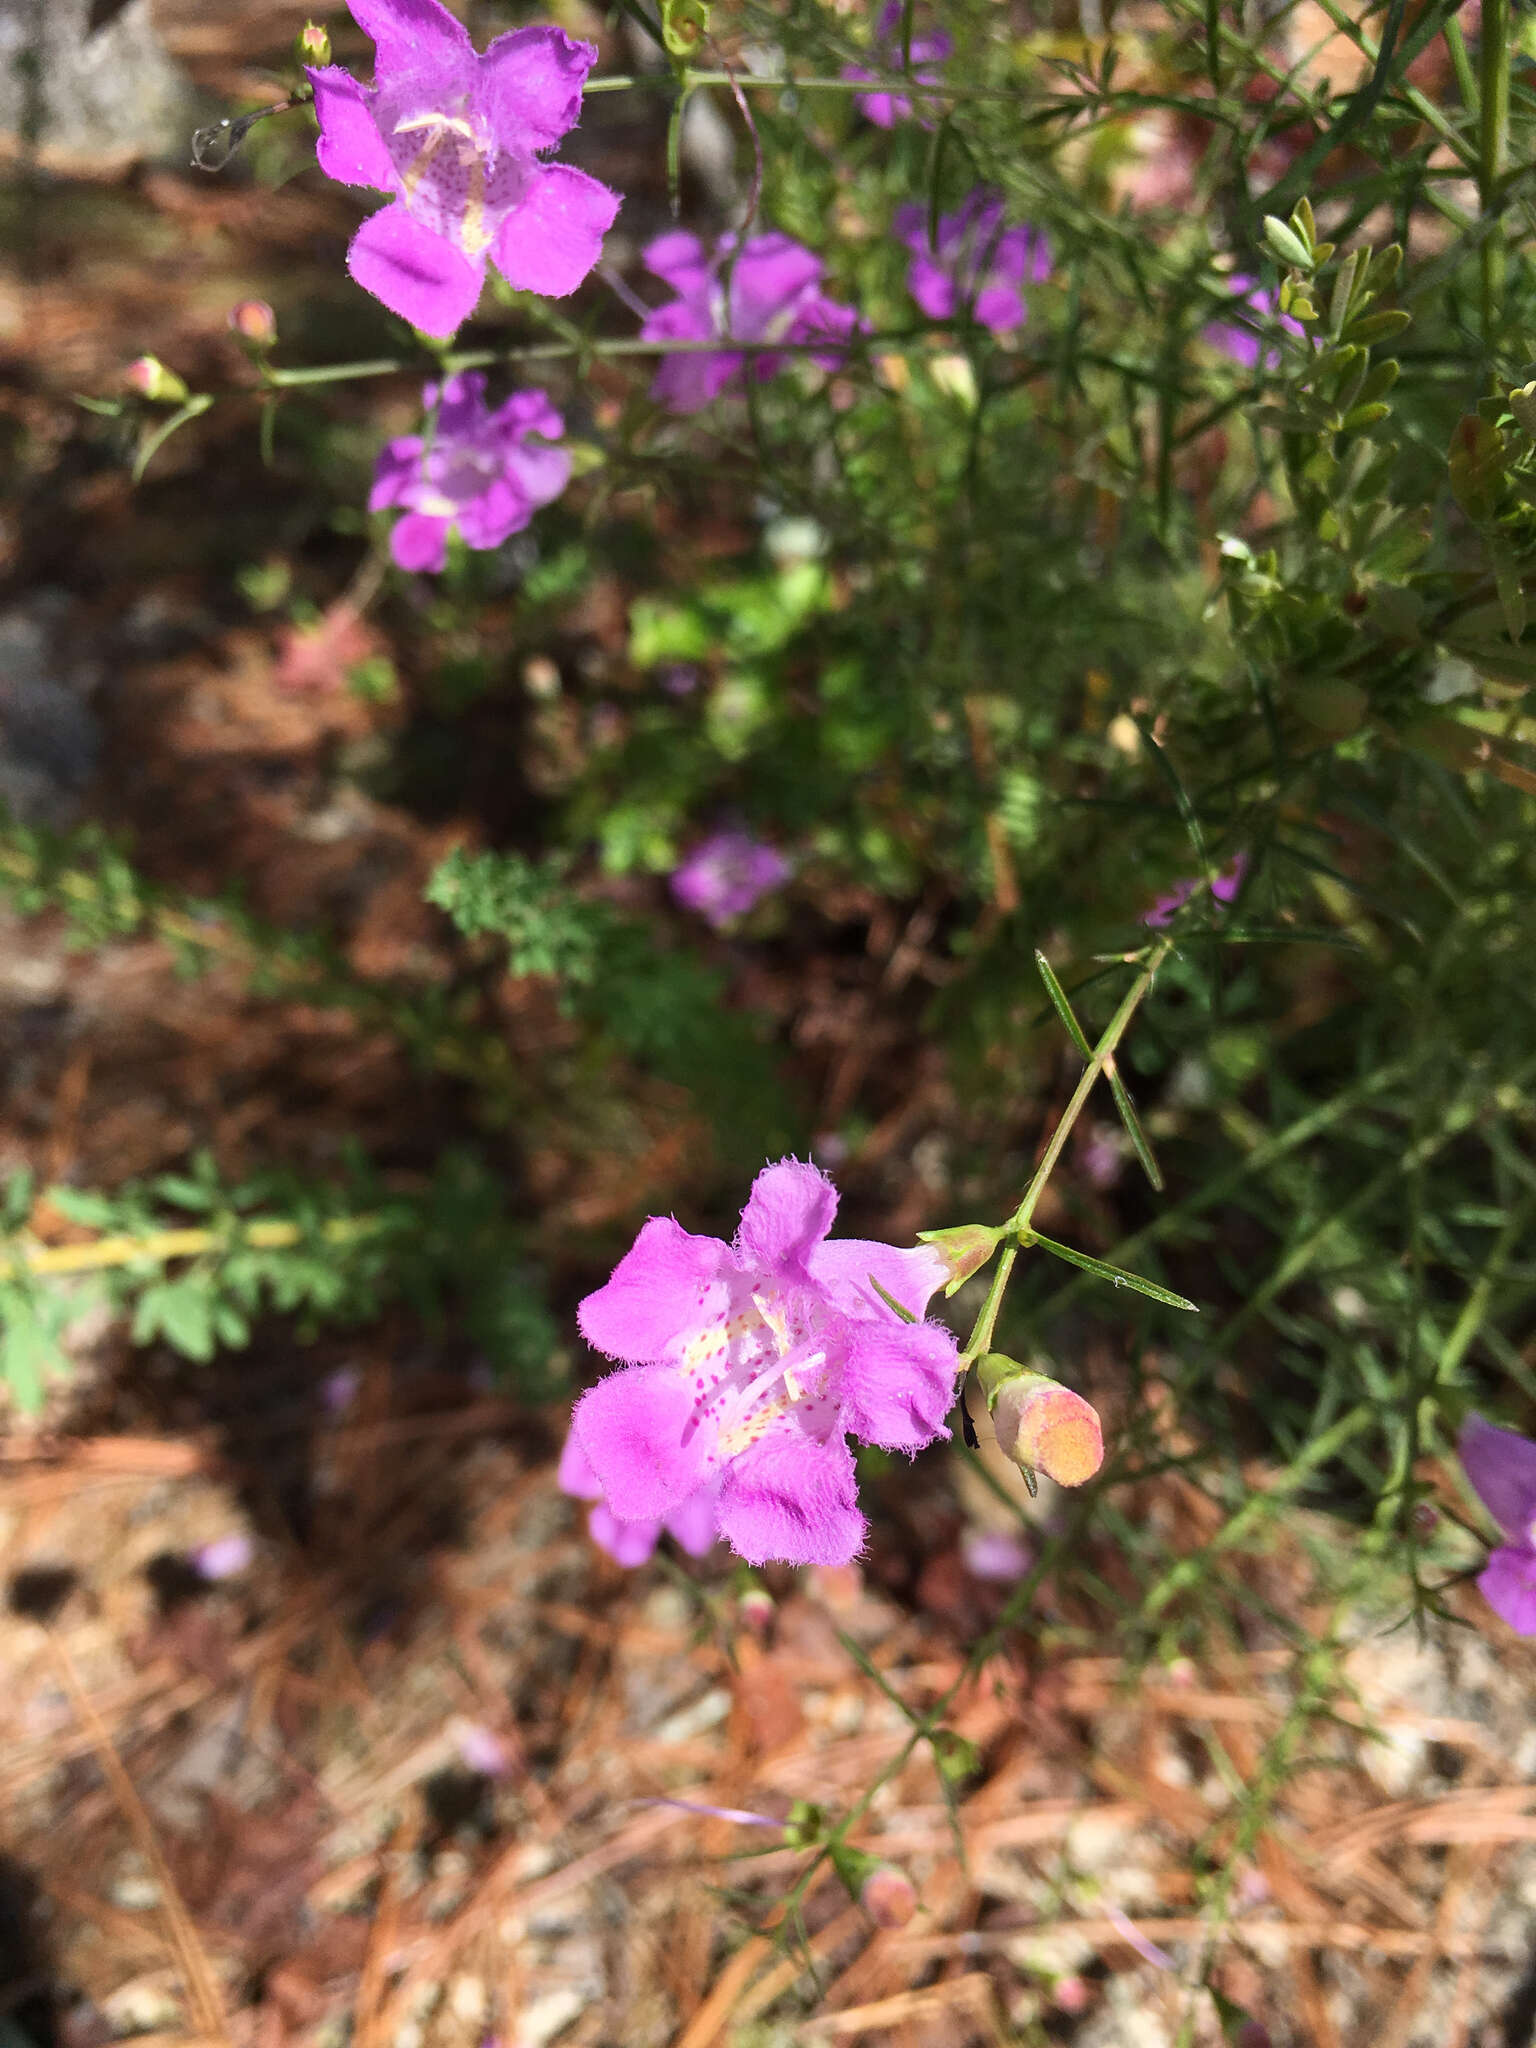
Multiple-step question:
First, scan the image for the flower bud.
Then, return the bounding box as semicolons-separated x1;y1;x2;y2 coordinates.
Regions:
737;1584;775;1639
916;1222;1003;1295
830;1846;917;1927
858;1863;917;1928
978;1354;1103;1487
296;19;332;67
228;299;277;347
125;355;189;404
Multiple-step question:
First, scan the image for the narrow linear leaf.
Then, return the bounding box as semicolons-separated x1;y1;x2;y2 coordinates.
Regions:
1105;1064;1164;1192
1035;954;1162;1189
1034;950;1093;1058
1022;1230;1198;1311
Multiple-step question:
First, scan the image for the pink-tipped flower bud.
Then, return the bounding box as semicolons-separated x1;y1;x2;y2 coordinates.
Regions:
858;1863;918;1928
916;1222;1003;1295
737;1584;775;1639
978;1354;1104;1487
296;19;332;66
228;299;277;347
125;355;189;404
830;1845;917;1926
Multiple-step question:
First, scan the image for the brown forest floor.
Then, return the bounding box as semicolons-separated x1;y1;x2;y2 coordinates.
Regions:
2;5;1535;2046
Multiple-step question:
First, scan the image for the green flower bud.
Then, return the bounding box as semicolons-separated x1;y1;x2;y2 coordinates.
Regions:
125;355;189;404
977;1354;1104;1488
916;1222;1003;1294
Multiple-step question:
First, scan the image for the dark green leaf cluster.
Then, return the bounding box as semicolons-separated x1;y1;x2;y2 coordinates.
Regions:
425;848;798;1156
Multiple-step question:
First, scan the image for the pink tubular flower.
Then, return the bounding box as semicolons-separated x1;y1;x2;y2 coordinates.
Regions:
893;192;1050;336
369;372;570;572
640;231;861;415
670;831;790;928
1202;273;1305;371
307;0;620;338
566;1159;960;1567
1142;853;1247;928
843;1;952;128
1459;1413;1536;1634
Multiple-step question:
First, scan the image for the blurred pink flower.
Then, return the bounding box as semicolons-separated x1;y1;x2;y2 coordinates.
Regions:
843;1;951;127
960;1527;1032;1582
893;191;1050;335
639;231;860;414
670;830;791;928
192;1533;254;1580
1460;1413;1536;1634
1142;853;1248;927
370;372;569;573
1203;274;1305;371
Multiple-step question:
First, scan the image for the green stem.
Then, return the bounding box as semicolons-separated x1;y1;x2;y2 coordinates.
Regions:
263;329;1007;390
1012;941;1170;1239
9;1213;377;1278
583;70;1023;98
961;1241;1017;1362
1479;0;1511;349
959;941;1169;1363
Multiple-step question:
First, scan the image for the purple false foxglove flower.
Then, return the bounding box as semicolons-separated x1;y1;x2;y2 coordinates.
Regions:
370;371;570;572
842;1;952;128
566;1158;960;1567
307;0;620;338
893;192;1050;336
1459;1413;1536;1634
639;231;861;415
1203;273;1305;371
670;830;790;928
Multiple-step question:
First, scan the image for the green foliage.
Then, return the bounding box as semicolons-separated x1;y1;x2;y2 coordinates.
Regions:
426;847;799;1156
0;1151;559;1409
426;846;605;987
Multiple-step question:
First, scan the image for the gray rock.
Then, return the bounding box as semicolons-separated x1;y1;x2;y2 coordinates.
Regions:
0;0;196;175
0;593;101;825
